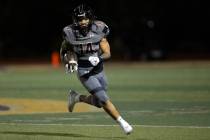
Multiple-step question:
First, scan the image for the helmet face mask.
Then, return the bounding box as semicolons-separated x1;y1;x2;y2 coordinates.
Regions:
72;4;94;28
78;18;90;29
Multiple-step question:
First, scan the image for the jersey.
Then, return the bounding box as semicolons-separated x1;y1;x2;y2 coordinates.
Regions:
62;20;110;77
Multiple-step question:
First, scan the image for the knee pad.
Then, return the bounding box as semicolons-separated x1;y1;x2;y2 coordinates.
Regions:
94;90;109;105
90;88;109;108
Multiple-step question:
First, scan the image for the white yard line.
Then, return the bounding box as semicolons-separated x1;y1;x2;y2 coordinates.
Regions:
0;122;210;129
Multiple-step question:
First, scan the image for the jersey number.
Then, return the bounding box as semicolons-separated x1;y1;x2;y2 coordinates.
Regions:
78;43;95;54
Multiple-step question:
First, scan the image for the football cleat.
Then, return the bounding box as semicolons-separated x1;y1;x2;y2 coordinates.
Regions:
117;116;133;135
68;90;79;112
119;122;133;135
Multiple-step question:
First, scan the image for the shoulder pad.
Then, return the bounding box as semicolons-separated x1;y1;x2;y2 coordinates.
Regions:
92;20;110;37
63;25;76;43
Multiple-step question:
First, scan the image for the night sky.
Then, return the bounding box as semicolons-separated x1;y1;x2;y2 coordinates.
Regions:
0;0;210;61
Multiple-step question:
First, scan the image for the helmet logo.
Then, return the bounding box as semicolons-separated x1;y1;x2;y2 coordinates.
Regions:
78;13;86;17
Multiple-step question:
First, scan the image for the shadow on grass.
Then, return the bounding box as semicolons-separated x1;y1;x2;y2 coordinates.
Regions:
1;131;127;140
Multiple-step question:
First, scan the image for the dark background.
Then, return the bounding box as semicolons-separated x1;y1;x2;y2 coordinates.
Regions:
0;0;210;63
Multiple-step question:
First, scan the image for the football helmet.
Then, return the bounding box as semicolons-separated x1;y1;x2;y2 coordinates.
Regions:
72;4;94;26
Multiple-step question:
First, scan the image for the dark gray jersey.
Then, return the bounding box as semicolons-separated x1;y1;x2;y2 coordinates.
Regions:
62;20;110;77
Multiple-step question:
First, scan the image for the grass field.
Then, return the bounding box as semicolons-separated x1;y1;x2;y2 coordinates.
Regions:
0;61;210;140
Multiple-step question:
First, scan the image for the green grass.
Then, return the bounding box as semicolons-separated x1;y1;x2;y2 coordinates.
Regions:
0;124;210;140
0;61;210;140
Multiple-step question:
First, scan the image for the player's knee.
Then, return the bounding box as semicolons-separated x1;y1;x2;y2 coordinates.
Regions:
94;90;109;107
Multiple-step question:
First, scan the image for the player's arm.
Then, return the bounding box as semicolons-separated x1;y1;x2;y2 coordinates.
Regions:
88;38;111;66
60;40;68;63
60;40;78;73
60;40;77;64
99;38;111;60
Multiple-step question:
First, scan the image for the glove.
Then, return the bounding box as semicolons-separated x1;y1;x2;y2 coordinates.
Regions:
65;60;78;73
88;56;100;66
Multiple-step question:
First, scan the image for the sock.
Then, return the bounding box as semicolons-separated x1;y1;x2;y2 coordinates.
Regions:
117;116;131;126
117;116;133;134
117;116;123;123
117;116;126;124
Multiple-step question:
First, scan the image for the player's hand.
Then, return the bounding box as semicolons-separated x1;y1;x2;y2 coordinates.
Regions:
65;60;78;73
88;56;100;66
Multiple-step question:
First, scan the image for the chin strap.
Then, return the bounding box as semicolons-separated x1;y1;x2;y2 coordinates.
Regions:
79;23;91;36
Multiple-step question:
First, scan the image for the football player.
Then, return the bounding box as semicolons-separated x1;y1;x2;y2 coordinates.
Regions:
60;4;133;135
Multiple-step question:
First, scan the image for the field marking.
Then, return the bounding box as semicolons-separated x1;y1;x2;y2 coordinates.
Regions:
0;122;210;129
0;98;102;115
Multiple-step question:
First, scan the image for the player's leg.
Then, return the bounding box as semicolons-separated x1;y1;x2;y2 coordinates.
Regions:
67;73;107;111
103;99;133;134
68;89;102;111
78;75;107;108
76;90;133;134
103;100;119;119
68;89;84;112
79;72;133;134
79;94;101;107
